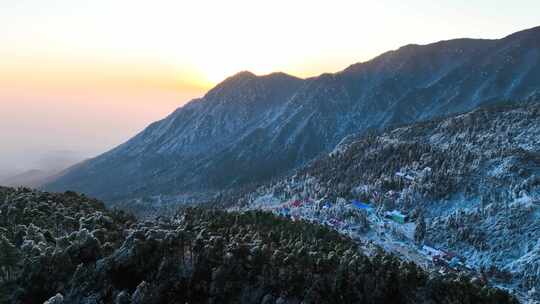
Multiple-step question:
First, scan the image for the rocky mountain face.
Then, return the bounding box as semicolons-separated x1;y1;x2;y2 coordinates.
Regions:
45;26;540;202
0;187;516;304
230;101;540;299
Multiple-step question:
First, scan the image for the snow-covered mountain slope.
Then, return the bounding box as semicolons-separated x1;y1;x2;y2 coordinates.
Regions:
230;101;540;299
0;187;517;304
45;26;540;201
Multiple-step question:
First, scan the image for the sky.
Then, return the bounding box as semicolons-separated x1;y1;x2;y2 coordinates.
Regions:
1;0;539;176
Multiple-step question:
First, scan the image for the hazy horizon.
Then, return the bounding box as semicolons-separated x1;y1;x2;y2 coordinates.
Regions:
1;0;540;177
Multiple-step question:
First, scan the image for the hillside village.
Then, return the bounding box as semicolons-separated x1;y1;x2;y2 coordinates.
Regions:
229;102;540;302
236;175;535;302
239;187;480;274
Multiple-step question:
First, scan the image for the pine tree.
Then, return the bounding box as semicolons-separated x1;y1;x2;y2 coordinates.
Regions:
0;234;19;282
414;213;426;245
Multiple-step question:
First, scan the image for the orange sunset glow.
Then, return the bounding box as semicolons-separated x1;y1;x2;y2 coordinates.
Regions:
1;0;539;176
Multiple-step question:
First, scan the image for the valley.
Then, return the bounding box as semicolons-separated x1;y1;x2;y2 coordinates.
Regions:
2;24;540;304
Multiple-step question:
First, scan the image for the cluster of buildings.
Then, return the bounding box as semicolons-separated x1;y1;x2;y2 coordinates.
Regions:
271;197;411;230
421;244;475;274
272;197;372;229
249;193;482;284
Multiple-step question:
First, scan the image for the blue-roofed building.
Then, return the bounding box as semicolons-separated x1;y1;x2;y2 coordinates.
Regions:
278;207;290;217
351;200;372;211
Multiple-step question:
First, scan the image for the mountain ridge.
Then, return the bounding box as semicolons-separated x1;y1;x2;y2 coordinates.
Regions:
45;25;540;202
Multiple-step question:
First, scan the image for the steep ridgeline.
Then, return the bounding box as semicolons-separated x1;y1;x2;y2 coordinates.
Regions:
0;187;516;304
232;102;540;298
46;26;540;201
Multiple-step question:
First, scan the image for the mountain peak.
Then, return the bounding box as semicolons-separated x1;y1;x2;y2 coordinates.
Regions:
205;71;257;95
46;25;540;203
222;70;256;83
261;71;302;80
215;71;302;88
204;70;303;103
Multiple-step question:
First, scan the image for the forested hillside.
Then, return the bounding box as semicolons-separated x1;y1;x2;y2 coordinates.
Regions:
227;101;540;300
0;187;516;303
